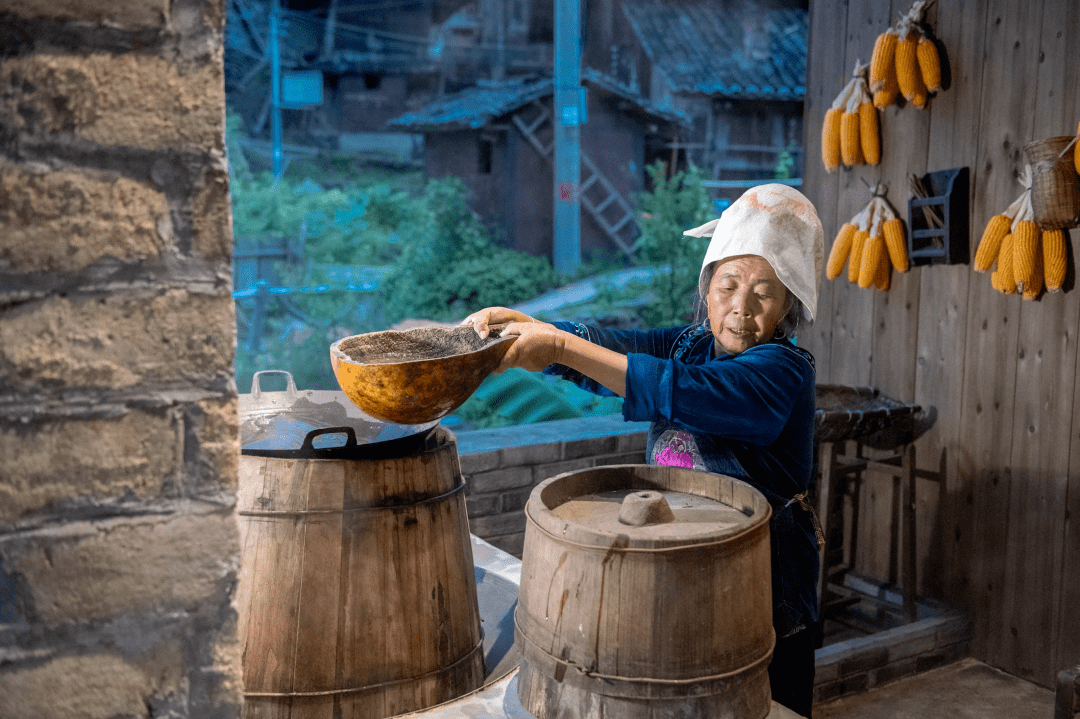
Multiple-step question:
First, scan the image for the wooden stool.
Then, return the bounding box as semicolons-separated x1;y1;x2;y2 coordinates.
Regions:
815;441;945;622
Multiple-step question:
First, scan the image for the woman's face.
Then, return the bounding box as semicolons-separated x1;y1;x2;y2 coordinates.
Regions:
707;255;789;355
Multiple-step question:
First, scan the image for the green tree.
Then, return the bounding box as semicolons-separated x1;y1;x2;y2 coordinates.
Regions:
382;178;558;322
634;162;714;327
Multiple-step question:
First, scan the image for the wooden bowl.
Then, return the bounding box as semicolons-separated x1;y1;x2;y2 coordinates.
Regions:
329;326;517;424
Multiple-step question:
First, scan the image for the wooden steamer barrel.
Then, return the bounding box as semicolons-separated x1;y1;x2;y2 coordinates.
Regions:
236;427;485;718
516;464;774;719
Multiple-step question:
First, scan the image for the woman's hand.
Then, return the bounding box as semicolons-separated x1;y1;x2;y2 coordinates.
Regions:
496;322;568;373
460;306;538;339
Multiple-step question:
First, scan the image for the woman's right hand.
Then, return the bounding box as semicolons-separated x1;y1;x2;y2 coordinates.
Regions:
460;307;540;339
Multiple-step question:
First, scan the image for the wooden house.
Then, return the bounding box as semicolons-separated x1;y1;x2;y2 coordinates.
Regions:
585;0;808;202
387;71;687;260
802;0;1080;689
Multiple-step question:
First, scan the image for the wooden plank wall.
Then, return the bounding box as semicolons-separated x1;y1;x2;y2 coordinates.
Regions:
802;0;1080;687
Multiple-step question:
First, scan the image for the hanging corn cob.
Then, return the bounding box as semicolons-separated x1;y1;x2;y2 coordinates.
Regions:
1075;121;1080;176
823;62;878;171
825;190;908;291
870;0;944;111
976;166;1065;300
1043;229;1067;292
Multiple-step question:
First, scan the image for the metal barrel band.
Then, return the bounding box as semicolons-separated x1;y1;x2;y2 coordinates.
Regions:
515;611;774;700
243;632;484;699
238;482;465;517
524;502;767;555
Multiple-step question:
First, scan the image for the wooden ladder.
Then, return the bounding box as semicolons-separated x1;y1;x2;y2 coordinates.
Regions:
511;100;639;259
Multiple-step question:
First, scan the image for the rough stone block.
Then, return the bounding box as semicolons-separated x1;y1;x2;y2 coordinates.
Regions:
498;440;563;468
191;163;232;261
915;650;948;673
0;652;179;719
468;512;527;538
813;678;844;704
500;486;534;513
465;493;500;518
1;0;170;30
870;657;917;688
562;434;619;460
184;396;238;495
886;624;938;663
533;457;595;483
459;450;500;476
616;431;648;453
0;290;234;390
467;466;533;494
0;161;170;273
485;532;525;559
0;410;179;525
0;509;239;626
838;646;889;678
0;54;225;151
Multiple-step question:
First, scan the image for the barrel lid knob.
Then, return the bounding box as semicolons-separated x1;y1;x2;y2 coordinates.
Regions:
618;491;675;527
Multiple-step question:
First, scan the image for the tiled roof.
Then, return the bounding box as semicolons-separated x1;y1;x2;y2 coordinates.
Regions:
388;72;688;131
621;0;806;100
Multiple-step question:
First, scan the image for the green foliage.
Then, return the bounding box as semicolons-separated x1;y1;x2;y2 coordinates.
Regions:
634;161;713;327
774;143;798;180
381;178;558;323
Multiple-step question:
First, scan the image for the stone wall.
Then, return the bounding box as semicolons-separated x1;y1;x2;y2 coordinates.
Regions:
456;415;650;557
0;2;241;717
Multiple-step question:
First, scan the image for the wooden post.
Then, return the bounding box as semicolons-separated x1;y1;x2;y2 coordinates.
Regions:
902;443;918;621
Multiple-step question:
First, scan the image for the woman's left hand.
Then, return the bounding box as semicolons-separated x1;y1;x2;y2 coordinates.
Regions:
496;322;569;372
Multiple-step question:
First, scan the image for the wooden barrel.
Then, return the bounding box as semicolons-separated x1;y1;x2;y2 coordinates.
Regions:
236;427;485;718
515;464;774;719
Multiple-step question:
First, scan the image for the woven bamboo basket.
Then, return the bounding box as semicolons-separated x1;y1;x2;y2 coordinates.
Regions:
815;384;919;445
1024;135;1080;230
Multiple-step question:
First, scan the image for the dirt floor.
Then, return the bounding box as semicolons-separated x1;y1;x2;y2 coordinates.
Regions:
815;658;1055;719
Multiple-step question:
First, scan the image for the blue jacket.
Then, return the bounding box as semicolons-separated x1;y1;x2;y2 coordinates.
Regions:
545;321;820;637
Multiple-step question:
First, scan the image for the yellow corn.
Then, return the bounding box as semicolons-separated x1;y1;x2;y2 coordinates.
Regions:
849;230;870;283
859;234;885;288
874;248;891;291
874;67;899;109
973;215;1013;272
1023;244;1044;300
1043;228;1067;291
840;111;863;166
870;31;898;93
912;87;928;109
996;233;1016;294
822;108;842;172
882;218;908;271
896;30;924;102
1075;121;1080;176
916;36;941;93
859;102;880;165
1012;220;1040;291
827;223;858;280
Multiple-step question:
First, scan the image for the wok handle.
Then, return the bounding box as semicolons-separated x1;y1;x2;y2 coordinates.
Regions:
251;370;298;401
301;426;358;452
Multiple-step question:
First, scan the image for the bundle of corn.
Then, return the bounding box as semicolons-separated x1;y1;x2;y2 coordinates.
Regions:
822;62;879;171
1075;121;1080;176
826;193;909;291
975;167;1067;298
870;0;941;110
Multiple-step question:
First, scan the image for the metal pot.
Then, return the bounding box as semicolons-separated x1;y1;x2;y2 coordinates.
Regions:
239;370;439;460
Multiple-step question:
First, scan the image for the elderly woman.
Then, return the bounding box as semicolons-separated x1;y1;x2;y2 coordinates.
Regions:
464;184;824;717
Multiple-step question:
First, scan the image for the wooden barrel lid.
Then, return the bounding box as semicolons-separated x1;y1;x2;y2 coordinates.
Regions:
527;464;771;551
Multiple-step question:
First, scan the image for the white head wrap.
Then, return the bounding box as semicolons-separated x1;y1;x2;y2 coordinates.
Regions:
684;184;824;323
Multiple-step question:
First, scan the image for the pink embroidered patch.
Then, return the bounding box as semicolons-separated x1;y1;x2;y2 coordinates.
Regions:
656;447;694;469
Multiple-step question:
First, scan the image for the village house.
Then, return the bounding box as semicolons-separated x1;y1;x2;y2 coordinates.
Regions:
387;69;687;259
